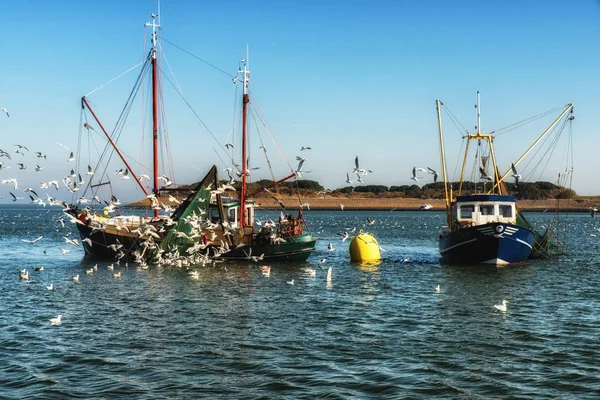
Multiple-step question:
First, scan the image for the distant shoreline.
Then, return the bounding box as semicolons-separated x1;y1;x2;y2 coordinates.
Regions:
128;196;595;213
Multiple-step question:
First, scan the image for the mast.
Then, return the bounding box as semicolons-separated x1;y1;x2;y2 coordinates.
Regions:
436;100;450;225
145;13;161;218
240;57;250;226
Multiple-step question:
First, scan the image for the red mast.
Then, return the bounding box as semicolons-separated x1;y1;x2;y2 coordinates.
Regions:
239;59;250;226
146;13;160;218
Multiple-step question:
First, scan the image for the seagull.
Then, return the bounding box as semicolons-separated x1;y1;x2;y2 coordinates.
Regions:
494;300;508;312
72;274;79;282
295;159;306;178
411;167;419;182
22;235;43;244
327;242;334;252
434;285;440;293
86;165;94;175
34;266;44;271
1;107;9;117
35;164;45;172
326;267;332;283
479;167;493;181
427;167;439;183
20;269;29;281
113;271;122;278
339;231;351;242
353;156;370;175
300;146;311;151
367;217;375;225
35;151;47;159
356;173;364;183
121;169;130;179
345;172;354;185
59;247;72;255
286;279;294;285
339;203;344;211
16;162;27;170
260;265;271;277
9;192;23;201
49;314;63;326
510;163;521;185
589;207;597;218
47;283;54;291
67;152;75;162
55;142;70;150
225;143;234;149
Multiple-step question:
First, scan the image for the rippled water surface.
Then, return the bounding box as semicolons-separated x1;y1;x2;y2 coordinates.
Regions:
1;205;599;398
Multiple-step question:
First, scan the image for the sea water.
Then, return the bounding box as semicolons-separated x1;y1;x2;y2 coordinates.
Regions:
0;205;598;398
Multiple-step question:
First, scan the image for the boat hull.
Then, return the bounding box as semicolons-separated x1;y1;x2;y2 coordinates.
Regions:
215;234;316;262
75;223;150;260
439;223;534;265
74;218;316;262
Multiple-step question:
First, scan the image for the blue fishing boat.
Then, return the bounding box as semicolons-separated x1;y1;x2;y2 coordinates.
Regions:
435;93;574;265
439;194;533;264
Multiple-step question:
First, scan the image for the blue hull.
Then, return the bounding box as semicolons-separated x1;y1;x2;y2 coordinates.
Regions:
439;223;534;265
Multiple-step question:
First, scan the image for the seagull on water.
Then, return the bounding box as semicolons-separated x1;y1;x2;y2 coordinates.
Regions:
327;242;334;252
434;285;440;293
72;274;79;282
47;283;54;291
494;300;508;312
286;279;294;285
326;267;332;283
49;315;63;326
259;265;271;277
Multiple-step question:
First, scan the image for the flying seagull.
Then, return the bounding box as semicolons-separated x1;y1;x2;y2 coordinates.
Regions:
427;167;439;183
510;163;521;185
479;167;493;181
1;107;9;117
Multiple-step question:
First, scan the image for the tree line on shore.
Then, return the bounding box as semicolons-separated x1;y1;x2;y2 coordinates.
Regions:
231;179;577;200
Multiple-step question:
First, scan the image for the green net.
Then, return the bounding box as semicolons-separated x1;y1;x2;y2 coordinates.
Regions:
160;165;220;254
516;208;564;258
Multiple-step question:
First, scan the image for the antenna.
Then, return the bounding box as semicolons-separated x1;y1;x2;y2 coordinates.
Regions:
476;91;481;134
242;45;250;95
144;12;161;58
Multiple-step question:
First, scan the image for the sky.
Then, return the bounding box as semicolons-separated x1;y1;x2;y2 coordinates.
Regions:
0;0;598;203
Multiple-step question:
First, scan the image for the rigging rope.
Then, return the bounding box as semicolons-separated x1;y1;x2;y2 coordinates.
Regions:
160;36;234;79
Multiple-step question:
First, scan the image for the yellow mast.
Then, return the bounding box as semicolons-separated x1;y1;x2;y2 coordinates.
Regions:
436;100;450;225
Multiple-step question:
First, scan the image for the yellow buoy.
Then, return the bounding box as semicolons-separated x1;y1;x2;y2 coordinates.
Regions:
349;230;381;262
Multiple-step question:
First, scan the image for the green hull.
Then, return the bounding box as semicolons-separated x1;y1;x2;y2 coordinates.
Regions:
214;234;316;262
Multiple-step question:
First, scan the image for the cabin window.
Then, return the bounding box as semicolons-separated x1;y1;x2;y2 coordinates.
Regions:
209;208;220;223
228;208;237;223
500;205;513;218
480;205;495;216
459;205;474;219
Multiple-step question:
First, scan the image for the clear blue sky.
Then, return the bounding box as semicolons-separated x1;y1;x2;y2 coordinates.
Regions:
0;0;598;203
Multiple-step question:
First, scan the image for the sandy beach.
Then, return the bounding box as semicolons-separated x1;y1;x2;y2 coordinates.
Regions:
130;194;596;212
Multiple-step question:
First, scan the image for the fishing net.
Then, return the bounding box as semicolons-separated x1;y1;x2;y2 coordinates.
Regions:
160;165;221;254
